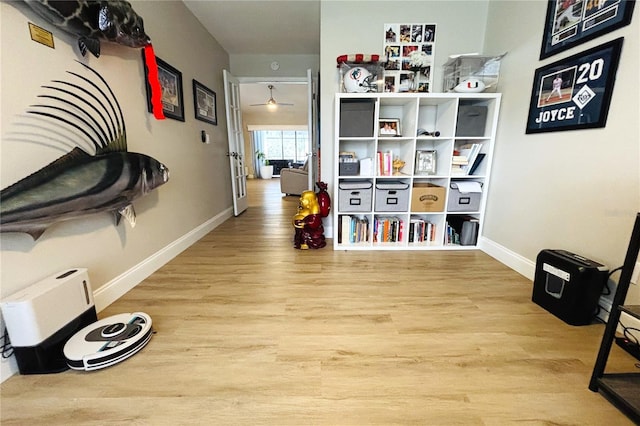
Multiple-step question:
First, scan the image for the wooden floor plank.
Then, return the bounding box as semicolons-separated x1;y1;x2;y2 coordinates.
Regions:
1;178;636;425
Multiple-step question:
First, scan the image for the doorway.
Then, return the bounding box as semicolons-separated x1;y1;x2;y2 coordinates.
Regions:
237;75;316;192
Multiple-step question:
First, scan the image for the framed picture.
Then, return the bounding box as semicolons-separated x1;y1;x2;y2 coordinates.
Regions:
192;80;217;125
143;54;184;121
383;23;437;92
415;150;437;175
540;0;635;59
379;118;401;136
526;37;623;134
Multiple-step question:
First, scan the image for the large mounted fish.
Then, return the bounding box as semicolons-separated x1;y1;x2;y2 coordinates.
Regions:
0;62;170;241
20;0;165;119
23;0;148;58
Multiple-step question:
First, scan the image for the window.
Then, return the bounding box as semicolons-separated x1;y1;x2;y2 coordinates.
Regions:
262;131;308;163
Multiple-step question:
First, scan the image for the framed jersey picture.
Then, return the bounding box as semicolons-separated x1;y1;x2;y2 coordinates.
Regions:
526;37;623;134
540;0;635;59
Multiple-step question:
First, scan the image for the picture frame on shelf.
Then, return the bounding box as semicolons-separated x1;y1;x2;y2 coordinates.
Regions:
526;37;623;134
539;0;635;59
144;54;184;122
192;80;217;125
379;118;401;136
415;150;437;175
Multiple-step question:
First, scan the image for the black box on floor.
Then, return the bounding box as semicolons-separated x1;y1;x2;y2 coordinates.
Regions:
532;249;608;326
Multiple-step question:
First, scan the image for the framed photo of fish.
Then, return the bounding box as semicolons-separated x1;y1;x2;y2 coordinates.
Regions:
539;0;635;60
144;54;185;122
193;80;217;126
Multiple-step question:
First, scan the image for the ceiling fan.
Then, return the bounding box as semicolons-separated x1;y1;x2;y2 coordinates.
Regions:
250;84;294;107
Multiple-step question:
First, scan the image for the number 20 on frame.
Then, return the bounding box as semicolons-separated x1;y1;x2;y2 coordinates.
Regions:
526;37;624;134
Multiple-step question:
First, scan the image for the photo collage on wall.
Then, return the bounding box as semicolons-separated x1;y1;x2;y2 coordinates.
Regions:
383;23;436;93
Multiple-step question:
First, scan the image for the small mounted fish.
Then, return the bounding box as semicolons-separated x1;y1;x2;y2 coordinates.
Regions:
22;0;151;58
0;62;170;241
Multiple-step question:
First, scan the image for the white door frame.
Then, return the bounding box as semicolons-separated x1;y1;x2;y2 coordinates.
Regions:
237;74;315;191
223;70;249;216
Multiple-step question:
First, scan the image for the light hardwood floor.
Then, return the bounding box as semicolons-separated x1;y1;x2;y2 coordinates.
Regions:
1;178;636;425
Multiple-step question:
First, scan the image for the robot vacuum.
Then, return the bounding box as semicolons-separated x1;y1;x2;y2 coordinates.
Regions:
63;312;153;371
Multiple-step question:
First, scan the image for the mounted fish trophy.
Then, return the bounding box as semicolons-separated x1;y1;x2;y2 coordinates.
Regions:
19;0;165;119
0;62;170;241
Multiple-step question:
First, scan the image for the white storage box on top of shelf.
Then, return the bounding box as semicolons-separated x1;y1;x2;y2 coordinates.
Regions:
443;53;505;93
333;92;501;251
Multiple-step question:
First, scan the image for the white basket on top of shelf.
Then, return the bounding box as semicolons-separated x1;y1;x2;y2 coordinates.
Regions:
443;53;506;93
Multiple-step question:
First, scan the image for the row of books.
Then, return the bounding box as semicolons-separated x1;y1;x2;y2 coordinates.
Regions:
339;215;438;245
338;215;369;244
376;151;395;176
338;215;476;246
408;219;437;243
445;221;461;245
376;151;404;176
451;143;485;176
373;216;403;243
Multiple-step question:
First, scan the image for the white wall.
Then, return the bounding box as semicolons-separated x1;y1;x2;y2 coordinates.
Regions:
482;1;639;305
0;1;233;380
231;54;319;78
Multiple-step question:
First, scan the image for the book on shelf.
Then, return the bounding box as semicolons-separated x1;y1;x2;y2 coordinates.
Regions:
445;221;461;245
339;215;370;244
376;151;394;176
373;216;403;243
408;218;436;243
458;143;482;175
468;153;486;175
451;164;466;176
359;157;374;176
451;155;468;165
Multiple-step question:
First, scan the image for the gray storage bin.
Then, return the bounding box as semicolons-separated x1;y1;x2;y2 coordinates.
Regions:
339;99;375;137
447;181;483;212
339;162;360;176
339;181;373;212
456;105;488;137
375;181;409;212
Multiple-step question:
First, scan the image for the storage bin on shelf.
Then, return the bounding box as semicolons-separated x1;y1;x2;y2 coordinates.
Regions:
375;181;410;212
338;180;373;212
447;181;483;212
411;182;445;212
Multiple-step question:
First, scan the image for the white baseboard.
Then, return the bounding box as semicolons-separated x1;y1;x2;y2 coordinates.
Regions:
479;236;536;281
0;208;233;383
93;208;233;311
